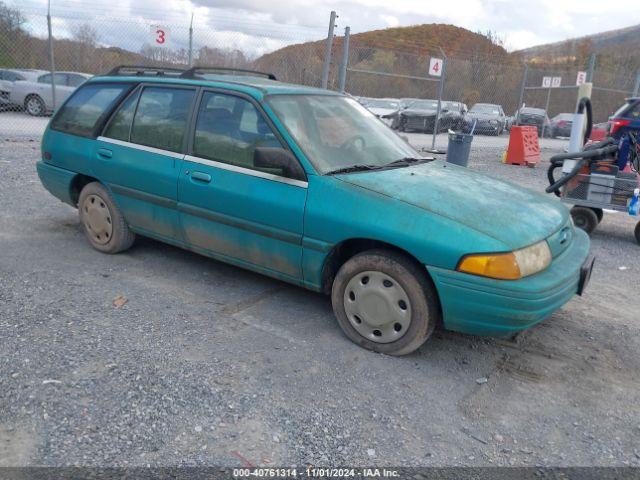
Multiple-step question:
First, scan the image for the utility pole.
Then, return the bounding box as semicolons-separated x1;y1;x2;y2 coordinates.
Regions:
188;12;194;67
47;0;56;110
338;26;350;93
321;10;337;89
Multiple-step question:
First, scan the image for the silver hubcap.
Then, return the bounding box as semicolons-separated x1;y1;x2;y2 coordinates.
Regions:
343;270;412;344
27;98;42;114
82;194;113;245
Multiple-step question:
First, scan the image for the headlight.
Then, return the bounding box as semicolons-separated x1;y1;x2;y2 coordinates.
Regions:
457;240;552;280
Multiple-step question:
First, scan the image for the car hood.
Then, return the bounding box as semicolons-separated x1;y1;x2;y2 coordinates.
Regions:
466;112;500;121
335;160;567;250
402;108;438;117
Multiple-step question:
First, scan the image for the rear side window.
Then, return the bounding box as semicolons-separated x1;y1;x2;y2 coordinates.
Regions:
130;87;195;153
103;90;139;141
51;83;131;137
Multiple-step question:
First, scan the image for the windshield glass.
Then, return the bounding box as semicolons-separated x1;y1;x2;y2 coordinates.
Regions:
471;104;500;115
521;108;545;115
367;99;399;109
267;95;420;174
408;100;438;110
443;102;460;110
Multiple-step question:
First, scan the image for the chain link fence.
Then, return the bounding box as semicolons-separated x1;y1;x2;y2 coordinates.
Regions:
2;2;639;154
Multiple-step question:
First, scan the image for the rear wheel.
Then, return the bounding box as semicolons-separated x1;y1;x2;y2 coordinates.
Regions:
331;249;439;356
571;206;599;234
78;182;135;254
25;95;45;116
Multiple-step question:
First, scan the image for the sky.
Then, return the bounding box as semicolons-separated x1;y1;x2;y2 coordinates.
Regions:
10;0;640;57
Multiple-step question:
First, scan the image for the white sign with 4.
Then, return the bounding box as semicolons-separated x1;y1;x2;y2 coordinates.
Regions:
429;57;443;77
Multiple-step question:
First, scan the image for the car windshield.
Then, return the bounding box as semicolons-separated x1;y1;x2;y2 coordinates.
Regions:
443;102;460;110
471;105;500;115
267;95;421;174
367;99;399;109
553;114;573;121
408;100;438;110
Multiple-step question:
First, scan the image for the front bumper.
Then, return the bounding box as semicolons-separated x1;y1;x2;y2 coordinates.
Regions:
428;228;591;337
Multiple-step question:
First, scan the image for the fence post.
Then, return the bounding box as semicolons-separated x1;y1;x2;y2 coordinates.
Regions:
431;51;446;151
321;10;337;89
516;64;528;124
586;53;596;83
338;26;350;93
542;84;552;139
46;0;56;111
633;70;640;97
188;13;194;67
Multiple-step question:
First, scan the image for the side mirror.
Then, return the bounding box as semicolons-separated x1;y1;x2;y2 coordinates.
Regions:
254;147;306;181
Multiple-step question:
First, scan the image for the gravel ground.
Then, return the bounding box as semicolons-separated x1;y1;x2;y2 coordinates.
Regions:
1;116;640;468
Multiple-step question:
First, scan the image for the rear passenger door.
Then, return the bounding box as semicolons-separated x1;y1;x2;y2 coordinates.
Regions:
95;85;196;241
178;90;308;283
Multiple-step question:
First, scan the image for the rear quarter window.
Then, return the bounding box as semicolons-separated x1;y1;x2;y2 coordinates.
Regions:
51;83;131;138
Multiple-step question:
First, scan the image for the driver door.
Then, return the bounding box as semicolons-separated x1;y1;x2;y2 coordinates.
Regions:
178;90;308;284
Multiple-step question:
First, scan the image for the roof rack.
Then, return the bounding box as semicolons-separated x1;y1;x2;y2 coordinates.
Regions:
180;66;277;81
105;65;185;77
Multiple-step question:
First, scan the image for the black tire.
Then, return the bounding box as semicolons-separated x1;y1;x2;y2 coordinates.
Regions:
635;222;640;245
571;206;599;234
591;208;604;224
24;95;46;116
78;182;135;254
331;249;439;356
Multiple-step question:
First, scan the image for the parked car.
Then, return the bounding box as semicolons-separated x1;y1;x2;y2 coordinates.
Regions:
463;103;507;135
439;101;468;131
9;71;92;116
0;69;46;110
396;99;440;132
549;113;573;138
364;98;401;127
36;66;593;355
608;97;640;140
515;107;551;137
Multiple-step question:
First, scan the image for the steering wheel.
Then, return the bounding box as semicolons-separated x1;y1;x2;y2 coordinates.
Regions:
339;135;366;152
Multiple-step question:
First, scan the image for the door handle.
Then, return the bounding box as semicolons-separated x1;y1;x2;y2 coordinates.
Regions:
97;148;113;158
190;171;212;183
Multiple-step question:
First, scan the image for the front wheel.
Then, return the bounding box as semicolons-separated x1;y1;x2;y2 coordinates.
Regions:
331;249;439;356
571;206;598;234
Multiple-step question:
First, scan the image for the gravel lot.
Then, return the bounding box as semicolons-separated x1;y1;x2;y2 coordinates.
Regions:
2;114;640;468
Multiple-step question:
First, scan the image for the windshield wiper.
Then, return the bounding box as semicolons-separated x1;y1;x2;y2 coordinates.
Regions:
325;164;384;175
382;157;433;168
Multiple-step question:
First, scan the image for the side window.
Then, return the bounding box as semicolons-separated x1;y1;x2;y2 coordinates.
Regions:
103;89;139;141
130;86;195;153
193;91;284;173
53;73;68;86
67;74;87;87
38;74;51;84
51;83;131;137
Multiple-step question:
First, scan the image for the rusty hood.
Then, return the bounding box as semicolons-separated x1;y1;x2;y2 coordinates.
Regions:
335;160;568;250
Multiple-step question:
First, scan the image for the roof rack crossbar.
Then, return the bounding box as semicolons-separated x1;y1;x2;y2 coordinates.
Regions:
180;66;277;81
106;65;186;77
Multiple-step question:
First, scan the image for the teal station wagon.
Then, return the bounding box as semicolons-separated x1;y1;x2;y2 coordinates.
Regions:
37;66;594;355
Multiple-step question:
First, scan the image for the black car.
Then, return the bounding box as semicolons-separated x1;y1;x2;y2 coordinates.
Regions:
396;99;466;133
463;103;507;135
549;113;573;138
516;107;551;137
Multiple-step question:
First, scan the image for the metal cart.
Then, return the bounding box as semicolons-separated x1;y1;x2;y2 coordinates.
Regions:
560;170;640;242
